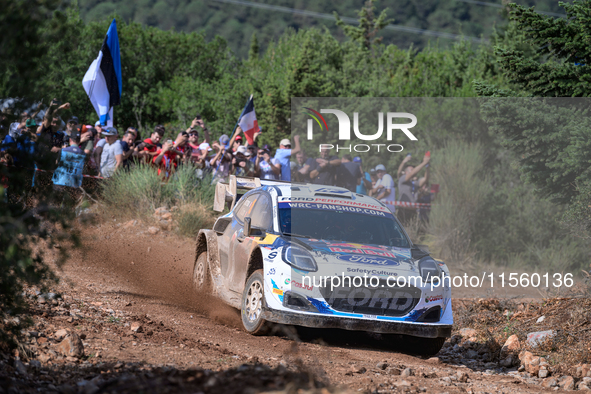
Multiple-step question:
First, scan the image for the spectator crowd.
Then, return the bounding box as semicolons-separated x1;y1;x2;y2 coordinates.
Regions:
0;99;435;221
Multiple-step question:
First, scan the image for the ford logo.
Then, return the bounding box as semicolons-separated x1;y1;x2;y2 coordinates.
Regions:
336;254;400;266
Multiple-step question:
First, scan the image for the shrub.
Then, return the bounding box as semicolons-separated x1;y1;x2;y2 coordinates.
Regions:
426;141;490;267
101;164;216;236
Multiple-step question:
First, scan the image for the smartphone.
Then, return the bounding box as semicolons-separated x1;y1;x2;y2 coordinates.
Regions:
54;100;62;106
425;151;431;157
167;139;173;145
406;153;411;157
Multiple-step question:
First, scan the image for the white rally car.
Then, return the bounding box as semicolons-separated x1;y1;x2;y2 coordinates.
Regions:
194;177;452;355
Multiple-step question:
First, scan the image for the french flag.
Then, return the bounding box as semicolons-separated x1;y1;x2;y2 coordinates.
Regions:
238;95;260;145
82;19;122;127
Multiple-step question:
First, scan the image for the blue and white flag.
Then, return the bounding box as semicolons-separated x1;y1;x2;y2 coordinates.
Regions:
82;19;122;127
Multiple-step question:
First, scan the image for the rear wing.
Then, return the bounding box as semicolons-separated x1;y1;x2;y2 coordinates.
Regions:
213;175;261;212
213;175;292;212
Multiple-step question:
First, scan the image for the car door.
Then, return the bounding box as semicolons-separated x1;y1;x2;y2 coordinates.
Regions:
219;193;259;282
229;192;273;293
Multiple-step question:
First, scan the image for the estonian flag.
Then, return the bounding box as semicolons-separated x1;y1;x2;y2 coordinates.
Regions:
82;19;122;127
238;95;260;146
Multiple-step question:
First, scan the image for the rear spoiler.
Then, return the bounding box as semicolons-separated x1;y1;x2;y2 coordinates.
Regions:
213;176;293;212
213;175;260;212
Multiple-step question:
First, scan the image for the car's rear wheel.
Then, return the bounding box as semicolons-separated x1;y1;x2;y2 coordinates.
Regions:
193;251;211;294
241;270;269;335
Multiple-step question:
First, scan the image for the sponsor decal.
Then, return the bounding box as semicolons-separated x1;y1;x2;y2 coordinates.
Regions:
346;267;398;276
281;202;387;217
270;279;284;302
285;278;313;291
337;254;400;266
364;314;377;319
267;268;276;275
268;251;278;259
329;247;400;259
278;197;389;212
425;295;443;303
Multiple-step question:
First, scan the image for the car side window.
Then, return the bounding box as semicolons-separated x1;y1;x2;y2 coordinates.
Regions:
234;194;258;223
250;194;273;231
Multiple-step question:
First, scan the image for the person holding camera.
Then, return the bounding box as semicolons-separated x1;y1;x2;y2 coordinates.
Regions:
232;145;255;177
255;147;281;180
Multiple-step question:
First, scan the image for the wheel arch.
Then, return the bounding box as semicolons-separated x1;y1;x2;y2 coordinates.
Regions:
245;246;264;284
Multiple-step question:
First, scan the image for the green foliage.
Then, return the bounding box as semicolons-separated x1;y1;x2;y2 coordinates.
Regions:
100;164;215;236
0;0;82;350
77;0;569;59
479;1;591;236
0;0;63;98
334;0;392;50
495;1;591;97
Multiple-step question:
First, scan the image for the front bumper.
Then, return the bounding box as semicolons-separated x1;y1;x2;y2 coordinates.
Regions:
261;307;452;338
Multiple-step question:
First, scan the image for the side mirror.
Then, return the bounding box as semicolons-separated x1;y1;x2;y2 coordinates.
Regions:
243;217;266;239
415;244;430;254
411;244;430;259
244;217;252;237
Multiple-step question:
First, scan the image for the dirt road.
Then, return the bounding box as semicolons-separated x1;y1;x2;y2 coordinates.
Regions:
43;220;566;393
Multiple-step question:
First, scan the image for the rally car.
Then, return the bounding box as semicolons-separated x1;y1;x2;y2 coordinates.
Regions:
194;176;452;355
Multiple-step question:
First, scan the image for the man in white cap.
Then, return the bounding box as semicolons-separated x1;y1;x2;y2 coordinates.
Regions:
232;145;255;177
97;127;123;178
372;164;396;212
274;135;301;181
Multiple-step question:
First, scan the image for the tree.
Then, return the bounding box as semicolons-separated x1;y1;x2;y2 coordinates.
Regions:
0;0;80;348
493;1;591;97
476;0;591;233
334;0;392;51
248;32;259;61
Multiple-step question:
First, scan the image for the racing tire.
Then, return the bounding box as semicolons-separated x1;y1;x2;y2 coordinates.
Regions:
193;251;212;294
241;270;269;335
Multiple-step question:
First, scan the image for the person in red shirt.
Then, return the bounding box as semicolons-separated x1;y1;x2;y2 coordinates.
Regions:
152;131;188;177
140;125;165;164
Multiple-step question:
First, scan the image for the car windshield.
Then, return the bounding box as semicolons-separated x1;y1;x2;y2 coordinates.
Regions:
279;207;410;248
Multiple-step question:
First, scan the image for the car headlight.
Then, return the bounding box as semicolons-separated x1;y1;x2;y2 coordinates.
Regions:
418;258;440;283
282;245;318;272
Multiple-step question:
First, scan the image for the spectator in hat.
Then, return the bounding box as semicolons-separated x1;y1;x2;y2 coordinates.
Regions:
232;135;243;152
372;164;396;212
246;144;258;164
274;135;301;181
353;157;372;195
232;145;255;177
255;146;281;180
187;114;210;144
195;142;213;173
187;128;202;164
52;125;86;194
98;127;123;178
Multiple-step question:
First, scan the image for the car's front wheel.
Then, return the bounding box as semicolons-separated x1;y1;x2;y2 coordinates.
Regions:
241;270;269;335
193;251;211;294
